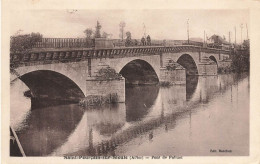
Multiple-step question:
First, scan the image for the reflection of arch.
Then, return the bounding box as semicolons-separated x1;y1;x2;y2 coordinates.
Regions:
20;70;85;109
119;59;159;85
177;54;198;76
17;104;84;156
125;85;159;122
209;56;218;66
186;76;199;101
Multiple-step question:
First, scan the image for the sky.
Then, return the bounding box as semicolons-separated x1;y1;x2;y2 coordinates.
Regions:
10;9;249;43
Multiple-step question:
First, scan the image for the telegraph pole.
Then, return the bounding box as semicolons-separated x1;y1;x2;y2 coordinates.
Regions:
204;30;205;43
143;23;146;38
229;31;231;44
187;19;190;44
246;24;249;40
234;26;237;44
240;23;243;44
229;31;231;51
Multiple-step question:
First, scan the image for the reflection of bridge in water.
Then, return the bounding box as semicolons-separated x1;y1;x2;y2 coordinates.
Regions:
47;74;246;156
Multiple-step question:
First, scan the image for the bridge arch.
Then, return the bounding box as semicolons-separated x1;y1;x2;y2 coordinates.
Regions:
177;54;198;75
14;63;89;96
119;59;159;85
18;70;85;108
209;55;218;66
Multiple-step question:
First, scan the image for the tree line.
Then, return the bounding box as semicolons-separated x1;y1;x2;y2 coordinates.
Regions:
84;21;152;47
230;40;250;73
10;20;154;52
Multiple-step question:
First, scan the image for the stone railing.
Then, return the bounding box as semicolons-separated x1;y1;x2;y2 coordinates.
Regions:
32;38;164;49
10;45;230;68
32;38;94;48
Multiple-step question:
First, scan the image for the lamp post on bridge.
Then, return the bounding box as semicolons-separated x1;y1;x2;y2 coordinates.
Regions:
234;26;237;45
240;23;243;44
246;23;249;40
187;19;190;44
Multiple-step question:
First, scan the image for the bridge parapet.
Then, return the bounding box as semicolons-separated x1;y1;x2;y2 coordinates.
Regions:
10;45;230;68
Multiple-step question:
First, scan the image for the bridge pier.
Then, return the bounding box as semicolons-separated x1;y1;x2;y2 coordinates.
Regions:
81;62;125;105
197;55;218;75
85;78;125;103
159;58;186;85
197;63;218;76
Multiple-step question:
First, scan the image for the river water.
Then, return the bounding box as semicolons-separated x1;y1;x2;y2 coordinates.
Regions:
10;73;249;156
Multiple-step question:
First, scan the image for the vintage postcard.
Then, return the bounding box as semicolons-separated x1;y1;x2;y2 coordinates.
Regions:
1;0;260;163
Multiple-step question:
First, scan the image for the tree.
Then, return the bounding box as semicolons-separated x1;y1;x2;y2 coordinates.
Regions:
231;49;249;73
84;28;93;38
119;21;126;40
95;21;102;38
242;39;250;49
102;32;109;38
126;31;131;39
10;32;43;52
141;37;146;46
146;35;151;46
125;31;132;46
134;39;138;46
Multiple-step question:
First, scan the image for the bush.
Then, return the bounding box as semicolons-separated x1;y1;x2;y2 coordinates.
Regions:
231;49;249;73
10;32;43;53
95;66;122;80
79;93;118;107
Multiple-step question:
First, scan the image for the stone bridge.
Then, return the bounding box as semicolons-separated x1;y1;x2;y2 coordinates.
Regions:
10;45;231;106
